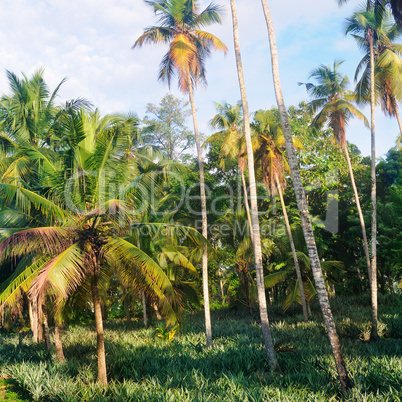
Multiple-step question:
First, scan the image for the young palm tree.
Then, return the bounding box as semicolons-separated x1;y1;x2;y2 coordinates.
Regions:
252;109;309;321
299;61;371;285
260;0;351;391
0;108;204;384
229;0;278;371
265;224;345;312
206;102;253;242
133;0;227;347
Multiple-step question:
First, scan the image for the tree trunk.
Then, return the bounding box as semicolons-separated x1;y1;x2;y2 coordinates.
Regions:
241;266;252;314
230;0;278;371
29;298;38;343
260;0;351;392
275;173;309;321
43;310;52;351
394;107;402;141
218;266;225;304
343;145;371;282
241;170;254;243
37;301;44;343
142;290;148;328
54;321;66;363
124;290;131;325
153;302;162;320
187;72;213;348
368;30;378;341
91;276;108;384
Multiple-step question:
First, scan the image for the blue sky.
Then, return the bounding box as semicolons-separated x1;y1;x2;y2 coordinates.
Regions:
0;0;399;158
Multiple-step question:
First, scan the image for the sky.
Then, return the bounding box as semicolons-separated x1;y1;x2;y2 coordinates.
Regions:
0;0;399;158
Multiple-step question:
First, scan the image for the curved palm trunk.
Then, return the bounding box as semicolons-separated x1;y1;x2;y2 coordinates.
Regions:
230;0;278;371
343;145;371;282
241;169;254;243
368;31;378;340
260;0;351;392
274;173;309;322
187;73;213;348
91;275;107;384
394;107;402;139
54;321;66;363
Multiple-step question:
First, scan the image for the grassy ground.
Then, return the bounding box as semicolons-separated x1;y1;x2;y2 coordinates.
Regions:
0;294;401;401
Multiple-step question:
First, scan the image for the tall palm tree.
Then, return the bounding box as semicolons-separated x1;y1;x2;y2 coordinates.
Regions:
133;0;227;347
252;109;309;321
229;0;278;371
206;102;253;243
260;0;351;392
299;61;371;285
344;6;402;340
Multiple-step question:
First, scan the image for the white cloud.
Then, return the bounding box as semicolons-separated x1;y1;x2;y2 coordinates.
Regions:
0;0;397;156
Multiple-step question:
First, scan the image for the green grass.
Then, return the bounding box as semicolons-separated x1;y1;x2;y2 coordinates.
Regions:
0;294;401;401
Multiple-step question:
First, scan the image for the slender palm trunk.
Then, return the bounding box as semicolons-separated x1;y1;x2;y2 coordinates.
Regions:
187;72;213;348
218;266;225;303
343;145;371;281
141;290;148;328
394;107;402;137
274;173;309;322
91;275;107;384
29;298;38;343
37;301;44;343
241;169;254;243
260;0;351;392
54;321;66;363
230;0;278;371
241;266;252;314
368;31;378;340
43;310;51;351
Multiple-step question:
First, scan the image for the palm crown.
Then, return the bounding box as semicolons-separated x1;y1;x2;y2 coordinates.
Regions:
134;0;227;92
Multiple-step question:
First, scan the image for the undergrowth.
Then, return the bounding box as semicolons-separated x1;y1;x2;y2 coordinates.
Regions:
0;294;401;401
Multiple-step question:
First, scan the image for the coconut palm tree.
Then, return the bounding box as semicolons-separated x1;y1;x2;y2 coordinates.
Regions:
133;0;227;347
344;6;402;340
252;109;309;321
265;224;345;313
0;108;204;384
260;0;351;391
299;61;371;284
229;0;278;371
338;0;402;27
206;102;254;242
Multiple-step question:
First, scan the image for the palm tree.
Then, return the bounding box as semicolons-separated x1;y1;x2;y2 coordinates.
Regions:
344;6;402;340
206;102;253;242
260;0;351;392
229;0;278;371
0;108;204;384
265;224;345;312
133;0;227;347
338;0;402;27
299;61;371;285
252;109;309;321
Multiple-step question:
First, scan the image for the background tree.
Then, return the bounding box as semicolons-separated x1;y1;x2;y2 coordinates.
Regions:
142;93;195;162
